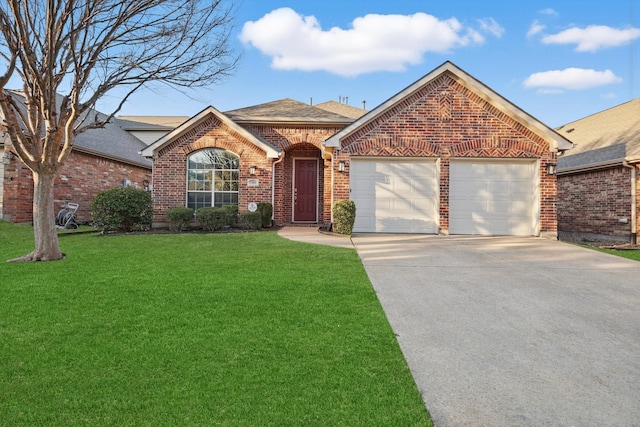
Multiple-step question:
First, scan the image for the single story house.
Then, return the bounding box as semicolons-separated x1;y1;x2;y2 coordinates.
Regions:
142;61;573;236
557;98;640;244
1;90;152;223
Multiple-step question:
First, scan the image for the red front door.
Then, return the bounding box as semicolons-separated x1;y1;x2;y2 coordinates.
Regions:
294;159;318;222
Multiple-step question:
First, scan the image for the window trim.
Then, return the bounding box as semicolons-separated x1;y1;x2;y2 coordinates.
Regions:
186;148;240;210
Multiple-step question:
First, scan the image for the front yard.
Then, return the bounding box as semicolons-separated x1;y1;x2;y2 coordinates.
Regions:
593;247;640;261
0;222;432;426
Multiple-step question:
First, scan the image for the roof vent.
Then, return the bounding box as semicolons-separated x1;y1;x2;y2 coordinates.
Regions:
565;128;575;133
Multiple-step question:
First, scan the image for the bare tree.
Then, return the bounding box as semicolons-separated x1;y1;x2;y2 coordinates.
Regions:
0;0;237;261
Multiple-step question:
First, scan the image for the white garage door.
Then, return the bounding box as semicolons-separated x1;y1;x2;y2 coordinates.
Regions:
350;159;438;233
449;159;538;236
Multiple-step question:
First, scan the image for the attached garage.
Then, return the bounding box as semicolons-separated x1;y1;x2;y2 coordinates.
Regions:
449;159;539;236
350;158;438;233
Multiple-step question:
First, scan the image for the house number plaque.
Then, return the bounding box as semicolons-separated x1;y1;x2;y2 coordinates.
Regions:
247;178;259;187
248;202;257;212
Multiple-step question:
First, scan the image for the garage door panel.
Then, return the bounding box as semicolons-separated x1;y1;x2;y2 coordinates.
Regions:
350;159;438;233
450;160;538;236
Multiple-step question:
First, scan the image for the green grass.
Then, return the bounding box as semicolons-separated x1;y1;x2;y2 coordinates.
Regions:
0;222;432;426
592;247;640;261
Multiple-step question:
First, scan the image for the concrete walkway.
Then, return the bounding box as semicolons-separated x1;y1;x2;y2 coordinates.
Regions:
278;228;640;426
277;226;355;249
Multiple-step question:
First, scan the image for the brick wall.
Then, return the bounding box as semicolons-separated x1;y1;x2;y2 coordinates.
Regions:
152;116;273;226
333;73;557;234
2;147;151;224
238;124;343;225
558;167;633;237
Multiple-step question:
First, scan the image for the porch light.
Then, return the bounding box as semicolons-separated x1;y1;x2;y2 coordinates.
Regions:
546;162;557;176
2;151;15;164
338;160;346;172
249;166;256;175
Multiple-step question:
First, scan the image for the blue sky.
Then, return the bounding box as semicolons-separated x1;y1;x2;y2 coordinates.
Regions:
115;0;640;128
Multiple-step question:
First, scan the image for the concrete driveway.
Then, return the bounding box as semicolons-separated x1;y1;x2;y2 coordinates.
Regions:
351;234;640;427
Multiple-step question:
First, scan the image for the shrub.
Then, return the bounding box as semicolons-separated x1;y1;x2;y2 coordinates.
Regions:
221;204;239;227
240;212;262;230
333;200;356;235
256;202;273;228
196;207;227;231
91;187;152;232
166;207;194;232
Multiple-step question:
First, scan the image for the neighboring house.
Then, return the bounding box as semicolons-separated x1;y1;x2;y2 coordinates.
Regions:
557;98;640;244
142;61;573;237
1;91;152;223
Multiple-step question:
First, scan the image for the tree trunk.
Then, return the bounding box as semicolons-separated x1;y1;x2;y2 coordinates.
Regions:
8;170;64;262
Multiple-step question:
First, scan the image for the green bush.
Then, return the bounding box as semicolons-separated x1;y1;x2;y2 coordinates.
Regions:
91;187;153;232
257;202;273;228
166;207;194;232
240;212;262;230
221;204;239;226
196;207;228;231
333;200;356;235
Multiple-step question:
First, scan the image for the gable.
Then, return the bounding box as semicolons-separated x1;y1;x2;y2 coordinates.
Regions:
141;106;281;159
325;61;573;154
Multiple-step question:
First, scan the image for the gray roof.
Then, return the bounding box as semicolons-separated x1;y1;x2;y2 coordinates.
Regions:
314;101;367;119
557;97;640;172
75;119;151;168
116;115;189;130
2;90;150;168
141;105;281;159
224;98;355;124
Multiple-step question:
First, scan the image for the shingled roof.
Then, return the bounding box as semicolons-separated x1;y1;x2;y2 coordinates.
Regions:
1;90;150;168
117;115;190;130
224;98;354;124
557;98;640;172
314;101;367;119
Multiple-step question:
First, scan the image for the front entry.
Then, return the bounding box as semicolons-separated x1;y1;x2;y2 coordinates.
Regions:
293;159;318;222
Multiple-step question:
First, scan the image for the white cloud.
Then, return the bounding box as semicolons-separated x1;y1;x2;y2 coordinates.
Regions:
536;88;564;94
477;18;505;38
542;25;640;52
539;8;558;16
527;20;546;38
524;68;622;90
239;8;501;76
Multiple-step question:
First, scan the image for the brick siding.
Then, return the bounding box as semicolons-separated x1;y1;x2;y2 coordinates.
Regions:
558;166;635;237
151;118;344;227
333;73;557;234
2;145;151;223
150;73;559;233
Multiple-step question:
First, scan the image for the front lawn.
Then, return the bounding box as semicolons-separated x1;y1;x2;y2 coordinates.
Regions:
593;247;640;261
0;222;432;426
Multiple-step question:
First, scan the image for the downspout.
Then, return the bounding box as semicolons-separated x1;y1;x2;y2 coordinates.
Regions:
271;153;284;225
321;146;335;225
622;161;637;244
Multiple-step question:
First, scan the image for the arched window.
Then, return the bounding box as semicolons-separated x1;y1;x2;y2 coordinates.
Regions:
187;149;239;210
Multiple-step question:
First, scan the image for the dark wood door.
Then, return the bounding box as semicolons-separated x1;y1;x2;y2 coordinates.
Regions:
294;159;318;222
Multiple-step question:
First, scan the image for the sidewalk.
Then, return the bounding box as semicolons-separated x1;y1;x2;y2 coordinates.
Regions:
277;226;355;249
